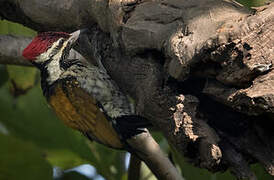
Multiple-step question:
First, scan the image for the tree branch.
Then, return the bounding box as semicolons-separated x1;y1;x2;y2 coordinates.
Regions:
1;0;274;179
0;35;32;66
127;131;183;180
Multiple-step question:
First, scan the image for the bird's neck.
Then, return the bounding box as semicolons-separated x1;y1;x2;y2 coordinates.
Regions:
33;57;63;85
45;57;63;85
33;57;64;98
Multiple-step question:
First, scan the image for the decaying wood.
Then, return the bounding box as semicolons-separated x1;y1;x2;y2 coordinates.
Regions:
0;0;273;179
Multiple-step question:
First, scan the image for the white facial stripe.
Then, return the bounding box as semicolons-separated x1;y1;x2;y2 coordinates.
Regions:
52;39;69;61
43;38;70;84
36;39;63;63
46;57;62;84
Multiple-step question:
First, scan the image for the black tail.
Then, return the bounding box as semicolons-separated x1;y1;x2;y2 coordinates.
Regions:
113;115;152;140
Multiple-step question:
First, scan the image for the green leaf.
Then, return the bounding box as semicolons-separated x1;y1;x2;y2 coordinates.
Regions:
0;65;8;88
0;134;52;180
251;164;273;180
236;0;269;7
140;161;157;180
87;142;126;180
6;65;37;97
59;171;91;180
0;83;94;167
0;20;36;36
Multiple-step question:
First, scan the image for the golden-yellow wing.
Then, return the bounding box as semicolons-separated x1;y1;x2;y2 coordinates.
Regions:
48;79;123;149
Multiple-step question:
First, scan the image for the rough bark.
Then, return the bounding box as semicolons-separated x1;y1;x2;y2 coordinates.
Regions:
0;0;274;179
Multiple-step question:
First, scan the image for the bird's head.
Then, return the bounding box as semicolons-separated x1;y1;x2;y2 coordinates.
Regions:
22;29;84;65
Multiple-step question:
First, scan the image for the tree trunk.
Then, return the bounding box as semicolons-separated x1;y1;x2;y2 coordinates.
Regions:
0;0;273;179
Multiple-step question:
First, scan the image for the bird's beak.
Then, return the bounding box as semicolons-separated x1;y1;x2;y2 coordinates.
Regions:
68;29;88;44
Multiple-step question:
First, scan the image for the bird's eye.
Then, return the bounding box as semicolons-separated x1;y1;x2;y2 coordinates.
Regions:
54;38;65;50
59;39;65;44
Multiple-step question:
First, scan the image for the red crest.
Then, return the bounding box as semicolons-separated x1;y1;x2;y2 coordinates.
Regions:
22;32;70;61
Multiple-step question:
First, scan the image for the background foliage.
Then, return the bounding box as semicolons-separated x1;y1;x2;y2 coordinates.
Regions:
0;0;272;179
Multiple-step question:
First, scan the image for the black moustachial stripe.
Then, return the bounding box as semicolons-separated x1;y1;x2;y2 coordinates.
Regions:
60;59;87;70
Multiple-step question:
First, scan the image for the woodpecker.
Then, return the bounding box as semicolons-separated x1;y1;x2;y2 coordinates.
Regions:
22;30;149;149
22;29;182;180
